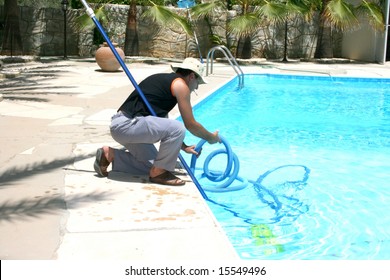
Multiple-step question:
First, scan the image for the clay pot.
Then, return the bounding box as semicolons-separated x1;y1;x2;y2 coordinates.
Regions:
95;42;125;72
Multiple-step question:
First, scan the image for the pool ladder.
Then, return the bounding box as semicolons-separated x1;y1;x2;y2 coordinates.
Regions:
206;45;244;88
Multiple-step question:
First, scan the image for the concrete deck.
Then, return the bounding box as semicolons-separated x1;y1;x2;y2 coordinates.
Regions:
1;57;390;260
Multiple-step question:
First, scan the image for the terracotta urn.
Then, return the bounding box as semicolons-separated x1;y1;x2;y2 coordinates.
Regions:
95;42;125;72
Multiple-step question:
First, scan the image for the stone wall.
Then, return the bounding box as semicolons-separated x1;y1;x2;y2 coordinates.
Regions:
0;5;80;56
0;4;323;60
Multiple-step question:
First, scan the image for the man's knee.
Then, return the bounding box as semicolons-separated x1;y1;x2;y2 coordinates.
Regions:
172;120;186;138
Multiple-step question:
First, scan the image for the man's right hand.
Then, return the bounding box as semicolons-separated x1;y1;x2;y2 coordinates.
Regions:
208;130;221;144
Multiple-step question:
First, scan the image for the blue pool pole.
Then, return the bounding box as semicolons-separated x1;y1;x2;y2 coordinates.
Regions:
80;0;209;200
80;0;155;115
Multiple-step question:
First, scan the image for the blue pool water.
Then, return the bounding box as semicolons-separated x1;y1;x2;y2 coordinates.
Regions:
180;74;390;260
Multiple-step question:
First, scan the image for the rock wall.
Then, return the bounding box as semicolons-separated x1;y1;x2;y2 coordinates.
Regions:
0;4;326;59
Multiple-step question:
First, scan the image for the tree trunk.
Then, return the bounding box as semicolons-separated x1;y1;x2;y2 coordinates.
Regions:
314;1;333;59
124;1;139;56
1;0;23;56
314;23;333;58
236;35;251;59
282;21;288;62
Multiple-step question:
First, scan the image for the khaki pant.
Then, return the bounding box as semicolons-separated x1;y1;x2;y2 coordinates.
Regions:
109;111;186;175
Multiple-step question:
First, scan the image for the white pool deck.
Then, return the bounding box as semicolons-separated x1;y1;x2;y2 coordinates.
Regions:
1;57;390;260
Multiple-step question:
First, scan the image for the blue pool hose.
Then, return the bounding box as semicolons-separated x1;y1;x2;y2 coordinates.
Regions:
80;0;208;200
190;136;248;192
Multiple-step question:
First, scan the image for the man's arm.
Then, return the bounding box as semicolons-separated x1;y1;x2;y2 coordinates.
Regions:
173;79;220;144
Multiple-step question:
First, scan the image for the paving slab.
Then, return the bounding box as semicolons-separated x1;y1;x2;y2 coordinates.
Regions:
57;142;237;260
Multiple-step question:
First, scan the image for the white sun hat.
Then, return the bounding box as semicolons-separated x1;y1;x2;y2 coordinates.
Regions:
171;57;207;84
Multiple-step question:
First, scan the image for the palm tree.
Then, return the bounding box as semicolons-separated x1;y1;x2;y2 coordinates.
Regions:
227;0;309;59
123;0;189;56
124;0;139;56
255;0;294;61
195;0;307;59
280;0;316;61
77;1;192;57
191;1;227;48
228;0;261;58
314;0;385;58
191;0;260;58
191;0;385;59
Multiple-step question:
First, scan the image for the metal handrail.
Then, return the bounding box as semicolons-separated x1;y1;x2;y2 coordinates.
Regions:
206;45;244;88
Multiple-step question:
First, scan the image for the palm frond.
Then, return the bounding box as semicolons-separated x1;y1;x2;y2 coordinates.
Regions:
209;33;225;45
227;13;262;36
286;0;312;15
75;6;107;31
190;1;226;19
324;0;358;30
142;2;193;36
356;0;385;31
255;1;289;23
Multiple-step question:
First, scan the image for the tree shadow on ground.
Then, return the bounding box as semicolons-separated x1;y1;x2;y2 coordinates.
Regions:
0;64;78;101
0;191;113;222
0;153;95;187
0;153;116;222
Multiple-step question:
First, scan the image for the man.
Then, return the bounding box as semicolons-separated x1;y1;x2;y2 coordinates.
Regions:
94;58;220;186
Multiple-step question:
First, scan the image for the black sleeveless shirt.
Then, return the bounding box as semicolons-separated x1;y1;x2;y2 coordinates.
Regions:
118;73;181;118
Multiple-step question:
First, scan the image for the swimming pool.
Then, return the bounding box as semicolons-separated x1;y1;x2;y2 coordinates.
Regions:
180;74;390;260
